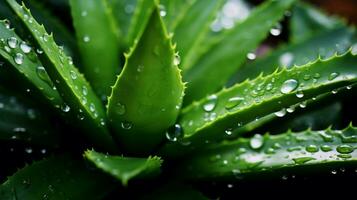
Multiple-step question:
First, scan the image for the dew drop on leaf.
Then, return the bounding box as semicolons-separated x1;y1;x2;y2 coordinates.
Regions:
320;145;332;152
305;144;319;153
165;124;183;142
121;121;132;130
336;144;354;154
83;35;90;42
20;42;31;53
274;108;286;117
225;96;244;110
250;134;264;149
14;53;24;65
203;95;218;112
280;79;298;94
116;102;126;115
7;37;17;48
246;52;256;60
70;70;77;80
328;72;339;81
292;157;315;165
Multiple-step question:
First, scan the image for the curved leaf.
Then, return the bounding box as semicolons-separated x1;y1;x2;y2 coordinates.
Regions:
0;155;115;200
85;150;162;186
172;0;223;67
178;125;357;180
69;0;121;99
0;19;63;108
107;6;184;154
183;0;296;104
6;0;117;151
231;27;356;84
161;51;357;156
290;2;347;44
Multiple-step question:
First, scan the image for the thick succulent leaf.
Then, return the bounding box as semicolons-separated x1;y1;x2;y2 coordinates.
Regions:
183;0;296;104
161;51;357;156
107;6;184;154
127;0;156;46
69;0;121;98
0;20;63;108
231;27;356;84
290;2;347;44
178;125;357;180
0;155;115;199
27;0;77;58
141;183;208;200
0;89;60;147
85;150;162;186
173;0;223;69
6;0;117;151
107;0;138;42
159;0;196;31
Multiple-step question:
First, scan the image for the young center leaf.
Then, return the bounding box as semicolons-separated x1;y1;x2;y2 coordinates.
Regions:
69;0;121;99
85;150;162;186
6;0;117;152
183;0;296;104
0;155;116;200
107;5;185;154
161;51;357;157
178;125;357;181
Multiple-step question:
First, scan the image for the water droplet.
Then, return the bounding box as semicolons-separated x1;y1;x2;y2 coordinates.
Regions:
281;79;298;94
303;74;311;81
20;42;31;53
61;104;70;112
293;157;315;165
36;66;52;85
7;37;17;48
82;86;88;96
174;53;181;65
227;184;234;189
296;90;304;98
279;52;294;66
83;35;90;42
137;65;144;72
336;144;354;154
70;70;77;80
225;128;233;135
37;49;43;54
328;72;339;81
115;102;126;115
287;146;302;152
320;145;332;152
14;53;24;65
203;95;218;112
81;11;88;17
331;89;338;94
89;103;95;112
225;96;244;110
159;5;167;17
299;101;307;108
13;127;26;132
305;144;319;153
346;85;352;90
25;147;32;154
81;96;87;105
121;121;132;130
286;106;295;113
4;19;11;29
331;170;337;175
247;52;256;60
250;134;264;149
41;149;47;154
274;108;286;117
265;148;275;154
165;124;183;142
270;23;282;36
266;83;273;91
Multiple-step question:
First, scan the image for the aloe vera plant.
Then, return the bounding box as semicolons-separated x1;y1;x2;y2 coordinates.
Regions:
0;0;357;199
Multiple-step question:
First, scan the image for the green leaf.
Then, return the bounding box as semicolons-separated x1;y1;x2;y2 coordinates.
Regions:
230;27;356;84
0;20;63;108
178;125;357;180
27;0;77;59
141;183;208;200
6;0;117;152
290;2;347;44
127;0;156;46
173;0;223;69
107;6;184;154
161;51;357;157
69;0;121;98
0;155;115;200
159;0;196;31
183;0;296;104
85;150;162;186
107;0;138;42
0;88;60;147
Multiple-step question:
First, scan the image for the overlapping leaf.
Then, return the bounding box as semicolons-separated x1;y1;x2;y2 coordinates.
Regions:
107;6;184;154
6;0;116;151
178;125;357;180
